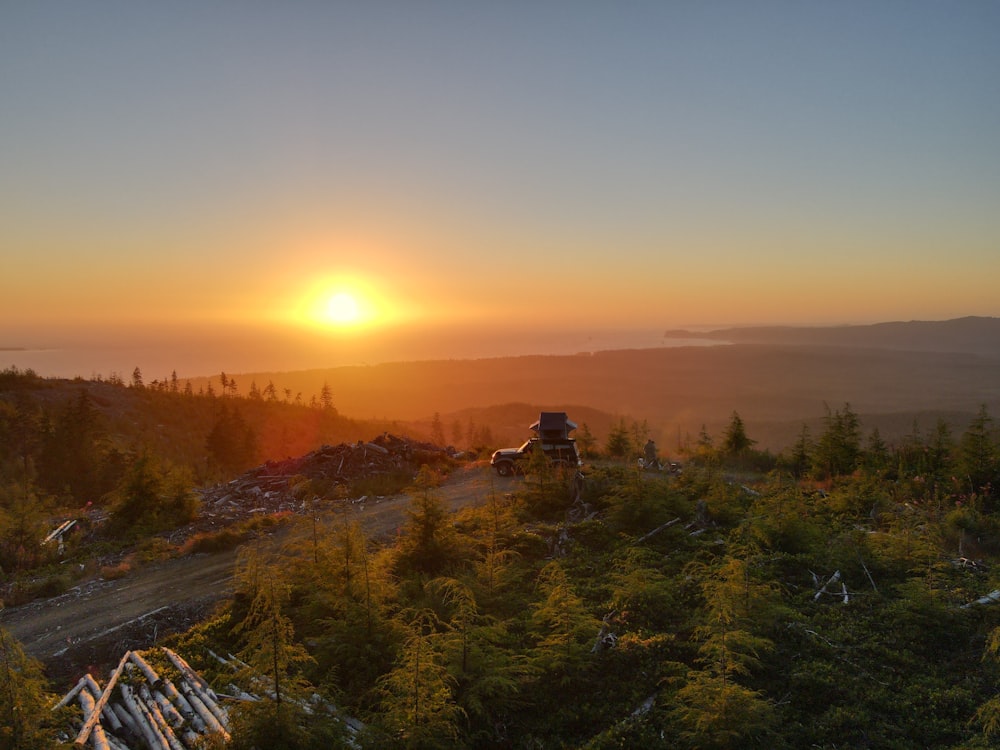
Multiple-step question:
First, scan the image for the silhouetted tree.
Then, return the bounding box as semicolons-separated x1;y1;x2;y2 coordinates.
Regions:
722;411;755;456
206;404;258;475
576;422;596;458
959;405;997;494
811;403;861;479
430;412;446;447
605;419;631;459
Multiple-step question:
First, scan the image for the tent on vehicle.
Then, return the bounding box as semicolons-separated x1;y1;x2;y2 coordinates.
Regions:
530;412;577;440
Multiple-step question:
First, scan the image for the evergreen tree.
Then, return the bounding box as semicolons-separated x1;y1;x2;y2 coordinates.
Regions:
576;422;596;458
0;628;60;749
811;402;861;478
396;467;460;576
864;426;890;475
721;411;755;456
959;405;997;493
206;404;258;475
109;453;199;535
605;419;632;460
430;412;446;447
376;611;463;748
320;382;334;410
263;380;278;402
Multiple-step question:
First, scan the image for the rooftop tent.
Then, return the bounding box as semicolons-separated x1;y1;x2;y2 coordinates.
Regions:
530;411;577;439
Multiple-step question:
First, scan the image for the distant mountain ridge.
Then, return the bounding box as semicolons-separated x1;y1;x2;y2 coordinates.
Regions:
665;316;1000;358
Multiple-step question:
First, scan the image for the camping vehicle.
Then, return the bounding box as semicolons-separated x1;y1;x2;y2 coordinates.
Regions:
490;412;582;476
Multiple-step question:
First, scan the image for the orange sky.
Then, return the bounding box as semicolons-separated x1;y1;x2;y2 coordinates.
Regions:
2;3;998;379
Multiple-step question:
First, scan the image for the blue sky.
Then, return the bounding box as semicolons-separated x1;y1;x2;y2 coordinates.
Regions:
2;1;998;376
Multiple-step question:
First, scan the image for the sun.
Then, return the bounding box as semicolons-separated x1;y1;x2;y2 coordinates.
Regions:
292;277;387;330
325;292;360;325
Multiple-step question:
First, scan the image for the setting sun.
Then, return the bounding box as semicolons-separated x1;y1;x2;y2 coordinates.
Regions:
290;275;393;331
325;292;360;325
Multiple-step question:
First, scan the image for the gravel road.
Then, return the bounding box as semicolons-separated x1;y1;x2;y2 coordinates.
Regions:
1;463;511;685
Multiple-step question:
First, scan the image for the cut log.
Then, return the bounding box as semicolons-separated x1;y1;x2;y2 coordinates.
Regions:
122;683;171;750
53;676;88;710
962;589;1000;608
111;702;143;744
129;650;164;689
139;684;186;750
151;688;185;729
180;681;230;740
74;650;130;748
77;689;112;750
162;647;216;700
167;684;205;733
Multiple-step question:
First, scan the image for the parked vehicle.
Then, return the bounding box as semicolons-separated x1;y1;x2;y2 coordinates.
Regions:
490;411;582;476
491;437;582;476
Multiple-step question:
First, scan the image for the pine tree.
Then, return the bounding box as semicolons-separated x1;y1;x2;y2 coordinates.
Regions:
430;412;446;447
722;411;755;456
576;422;596;458
605;419;632;459
376;611;463;747
0;628;59;749
959;405;997;493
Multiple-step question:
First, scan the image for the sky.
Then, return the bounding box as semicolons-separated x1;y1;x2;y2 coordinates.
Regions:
2;1;999;378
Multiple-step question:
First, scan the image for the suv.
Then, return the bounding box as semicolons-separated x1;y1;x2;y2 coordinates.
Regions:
490;437;582;476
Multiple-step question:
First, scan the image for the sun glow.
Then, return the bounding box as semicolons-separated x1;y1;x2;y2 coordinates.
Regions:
292;276;389;331
325;292;360;324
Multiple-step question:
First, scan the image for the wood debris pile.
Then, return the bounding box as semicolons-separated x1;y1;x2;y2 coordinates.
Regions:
55;647;229;749
196;433;451;526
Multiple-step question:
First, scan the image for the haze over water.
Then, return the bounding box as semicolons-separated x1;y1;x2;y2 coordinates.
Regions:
2;331;725;381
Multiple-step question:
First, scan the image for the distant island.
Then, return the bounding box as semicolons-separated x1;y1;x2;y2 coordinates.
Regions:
664;315;1000;358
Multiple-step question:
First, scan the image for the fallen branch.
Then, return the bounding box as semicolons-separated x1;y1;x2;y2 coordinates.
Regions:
962;590;1000;609
635;517;681;545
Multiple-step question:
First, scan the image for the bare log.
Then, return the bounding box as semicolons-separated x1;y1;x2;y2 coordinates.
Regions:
180;681;230;740
111;703;144;744
635;517;681;545
813;570;842;602
139;684;186;750
122;683;171;750
53;676;88;710
165;685;206;734
77;689;112;750
591;610;618;653
74;650;131;748
120;683;162;750
151;688;185;730
130;650;164;688
82;674;123;735
162;647;216;700
962;589;1000;608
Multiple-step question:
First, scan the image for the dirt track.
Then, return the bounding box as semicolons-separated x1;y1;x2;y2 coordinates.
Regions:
0;464;512;685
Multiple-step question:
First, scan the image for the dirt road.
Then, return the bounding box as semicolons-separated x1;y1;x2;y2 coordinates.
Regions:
1;464;512;685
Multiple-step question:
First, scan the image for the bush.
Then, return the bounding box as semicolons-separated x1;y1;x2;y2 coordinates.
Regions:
180;527;250;555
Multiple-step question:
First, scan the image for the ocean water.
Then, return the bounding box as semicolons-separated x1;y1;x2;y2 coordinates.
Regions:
2;333;724;381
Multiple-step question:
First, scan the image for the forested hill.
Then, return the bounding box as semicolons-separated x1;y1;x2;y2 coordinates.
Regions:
666;315;1000;357
208;329;1000;452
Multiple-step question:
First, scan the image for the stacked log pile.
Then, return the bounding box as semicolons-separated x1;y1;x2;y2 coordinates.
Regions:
195;433;451;527
55;647;230;749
